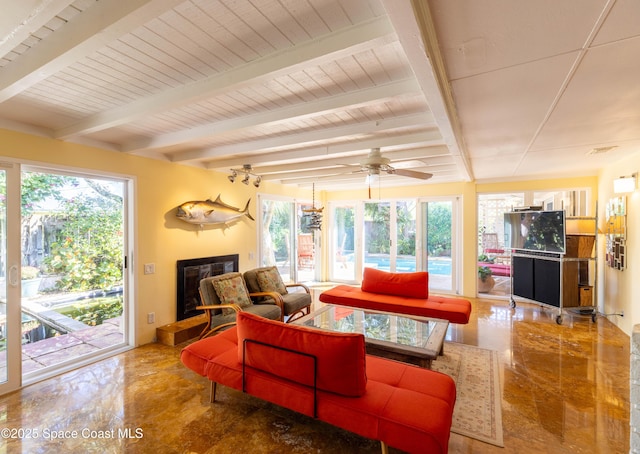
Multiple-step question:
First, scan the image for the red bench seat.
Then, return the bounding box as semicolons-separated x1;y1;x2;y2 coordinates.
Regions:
319;268;472;324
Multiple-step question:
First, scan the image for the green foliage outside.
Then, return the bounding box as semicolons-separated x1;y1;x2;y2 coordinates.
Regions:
335;206;355;252
426;202;451;257
44;190;123;291
365;202;391;254
7;172;124;292
262;200;292;264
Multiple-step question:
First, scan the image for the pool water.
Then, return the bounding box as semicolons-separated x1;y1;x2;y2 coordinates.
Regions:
364;255;452;275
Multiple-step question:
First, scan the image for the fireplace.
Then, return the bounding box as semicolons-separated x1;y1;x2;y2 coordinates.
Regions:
176;254;239;321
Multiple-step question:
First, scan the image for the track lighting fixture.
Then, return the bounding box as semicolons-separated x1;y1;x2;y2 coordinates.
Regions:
227;164;261;188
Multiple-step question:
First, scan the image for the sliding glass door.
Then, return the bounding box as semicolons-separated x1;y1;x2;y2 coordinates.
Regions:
1;163;132;394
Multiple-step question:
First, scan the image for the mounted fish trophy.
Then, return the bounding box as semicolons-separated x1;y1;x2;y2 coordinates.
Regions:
176;195;254;228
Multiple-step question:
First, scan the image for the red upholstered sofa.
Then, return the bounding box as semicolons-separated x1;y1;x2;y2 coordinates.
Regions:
181;311;456;454
319;268;472;324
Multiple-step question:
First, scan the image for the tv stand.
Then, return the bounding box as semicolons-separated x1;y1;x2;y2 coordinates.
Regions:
508;215;598;325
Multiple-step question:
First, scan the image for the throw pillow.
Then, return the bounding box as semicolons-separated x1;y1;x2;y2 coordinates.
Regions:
256;267;288;295
361;267;429;299
212;274;252;315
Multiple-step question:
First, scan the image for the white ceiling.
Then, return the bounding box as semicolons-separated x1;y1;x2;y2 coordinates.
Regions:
0;0;639;190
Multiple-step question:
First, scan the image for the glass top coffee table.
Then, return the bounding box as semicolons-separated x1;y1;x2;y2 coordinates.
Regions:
294;304;449;369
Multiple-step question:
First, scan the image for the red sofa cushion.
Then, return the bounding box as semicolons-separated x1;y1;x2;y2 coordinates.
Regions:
236;311;367;397
361;267;429;299
319;285;472;324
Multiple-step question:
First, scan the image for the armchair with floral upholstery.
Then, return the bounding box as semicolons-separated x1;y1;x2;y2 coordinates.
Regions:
197;272;281;339
243;266;312;322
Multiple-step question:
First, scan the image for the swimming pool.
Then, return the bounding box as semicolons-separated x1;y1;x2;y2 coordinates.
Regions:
364;255;452;275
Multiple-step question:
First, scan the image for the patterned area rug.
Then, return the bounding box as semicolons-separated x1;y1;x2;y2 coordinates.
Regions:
431;342;504;447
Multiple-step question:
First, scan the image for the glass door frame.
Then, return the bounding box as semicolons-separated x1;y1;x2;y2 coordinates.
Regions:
1;160;136;394
0;161;21;395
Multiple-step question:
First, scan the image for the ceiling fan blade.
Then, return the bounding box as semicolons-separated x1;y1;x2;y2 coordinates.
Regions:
390;168;433;180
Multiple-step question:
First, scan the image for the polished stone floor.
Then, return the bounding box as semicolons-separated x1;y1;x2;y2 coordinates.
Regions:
0;296;630;453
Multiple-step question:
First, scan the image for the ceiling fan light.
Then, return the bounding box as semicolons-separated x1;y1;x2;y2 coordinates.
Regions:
365;172;380;185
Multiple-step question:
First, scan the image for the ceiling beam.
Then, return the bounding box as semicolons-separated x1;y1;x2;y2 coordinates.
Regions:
54;15;397;139
124;78;422;153
170;112;436;163
0;0;184;104
382;0;474;181
0;0;74;60
202;131;446;169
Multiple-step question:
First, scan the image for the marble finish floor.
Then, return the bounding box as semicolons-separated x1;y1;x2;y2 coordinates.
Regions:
0;297;630;453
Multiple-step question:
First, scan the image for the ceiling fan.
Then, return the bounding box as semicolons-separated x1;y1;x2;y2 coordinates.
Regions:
358;148;433;180
354;148;432;198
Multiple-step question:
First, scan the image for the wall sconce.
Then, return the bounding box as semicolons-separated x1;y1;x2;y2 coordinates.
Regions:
613;173;636;194
228;164;261;188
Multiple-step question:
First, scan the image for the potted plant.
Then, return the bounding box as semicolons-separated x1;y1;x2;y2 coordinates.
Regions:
21;266;42;297
477;254;494;264
478;265;495;293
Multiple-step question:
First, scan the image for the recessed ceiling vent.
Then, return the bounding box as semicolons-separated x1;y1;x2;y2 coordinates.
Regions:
587;146;618;155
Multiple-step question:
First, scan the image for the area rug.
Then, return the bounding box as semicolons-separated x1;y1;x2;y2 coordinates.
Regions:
431;342;504;447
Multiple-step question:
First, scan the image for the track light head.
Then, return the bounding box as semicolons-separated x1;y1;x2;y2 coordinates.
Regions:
229;165;261;186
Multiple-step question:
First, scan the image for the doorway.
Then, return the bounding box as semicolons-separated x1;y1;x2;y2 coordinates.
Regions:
0;164;133;395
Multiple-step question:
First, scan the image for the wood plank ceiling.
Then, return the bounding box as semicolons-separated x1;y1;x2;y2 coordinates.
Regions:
0;0;639;190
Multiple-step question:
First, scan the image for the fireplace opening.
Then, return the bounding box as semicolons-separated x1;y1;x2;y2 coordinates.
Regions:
176;254;239;321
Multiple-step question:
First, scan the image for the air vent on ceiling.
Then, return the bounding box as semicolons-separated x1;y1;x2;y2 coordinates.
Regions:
587;146;618;155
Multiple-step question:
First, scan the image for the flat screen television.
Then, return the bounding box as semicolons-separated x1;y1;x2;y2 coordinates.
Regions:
504;210;566;254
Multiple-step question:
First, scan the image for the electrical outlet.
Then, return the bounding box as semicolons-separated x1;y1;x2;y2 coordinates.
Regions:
147;312;155;324
144;263;155;275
